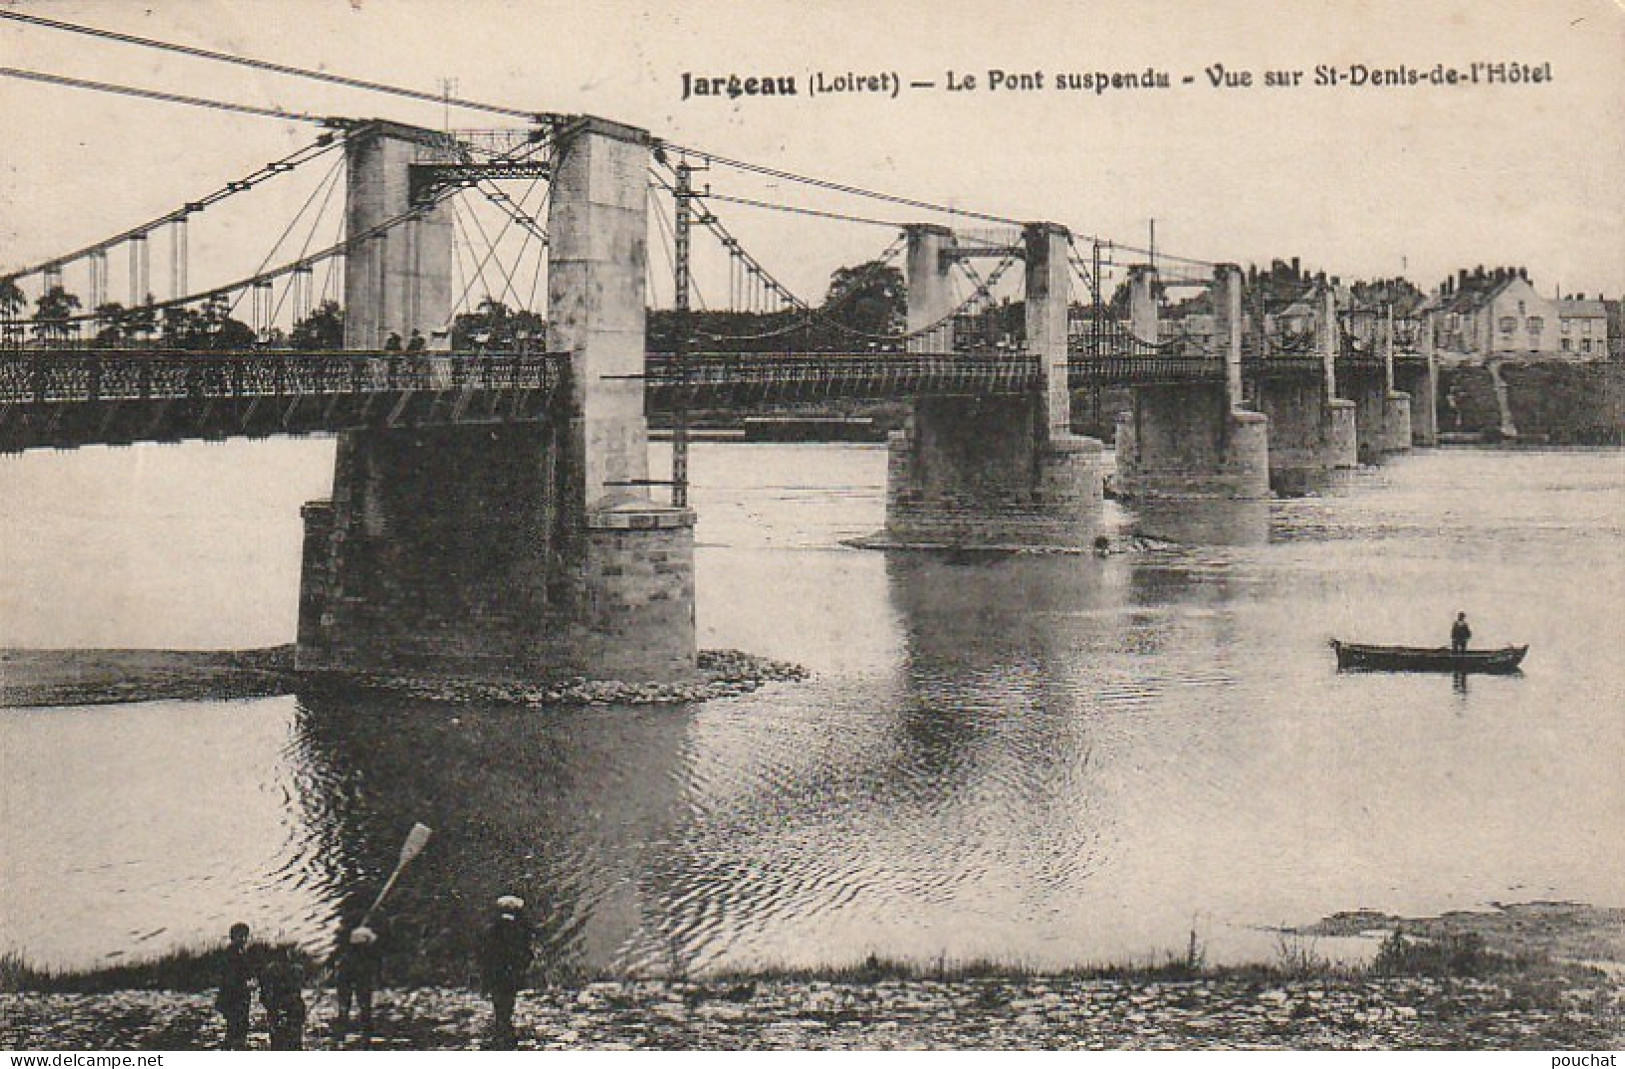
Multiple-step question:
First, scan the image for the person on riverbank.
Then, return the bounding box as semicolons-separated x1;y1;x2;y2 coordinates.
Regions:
214;922;254;1050
479;895;534;1049
259;950;307;1051
333;920;385;1040
1451;612;1472;655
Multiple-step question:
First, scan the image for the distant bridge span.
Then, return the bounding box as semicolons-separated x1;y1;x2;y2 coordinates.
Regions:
0;345;1384;453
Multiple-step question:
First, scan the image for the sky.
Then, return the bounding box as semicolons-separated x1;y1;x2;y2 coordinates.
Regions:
1;0;1622;315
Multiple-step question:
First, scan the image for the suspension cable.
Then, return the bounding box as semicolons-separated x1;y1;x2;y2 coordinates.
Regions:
489;179;550;309
661;142;1022;227
1;125;343;282
438;147;554;323
647;184;680;309
4;13;1224;272
695;190;914;230
455;192;528;313
650;167;806;311
659;176;970;344
46;135;551;328
526;221;548;312
267;161;348;328
0;10;550;122
449;202;502;316
673;185;971;342
229;155;346;319
0;66;331;127
664;139;1219;268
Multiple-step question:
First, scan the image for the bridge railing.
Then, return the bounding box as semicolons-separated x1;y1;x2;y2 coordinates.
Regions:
0;350;565;405
1241;352;1330;379
646;351;1043;400
1069;354;1224;385
644;347;1331;395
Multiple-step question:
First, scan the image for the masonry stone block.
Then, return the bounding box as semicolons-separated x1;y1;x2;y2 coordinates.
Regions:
1382;392;1413;453
343;121;454;350
1325;399;1358;468
1113;383;1271;499
885;395;1102;546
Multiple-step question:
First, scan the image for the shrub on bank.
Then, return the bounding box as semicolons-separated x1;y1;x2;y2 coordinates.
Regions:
1370;931;1533;979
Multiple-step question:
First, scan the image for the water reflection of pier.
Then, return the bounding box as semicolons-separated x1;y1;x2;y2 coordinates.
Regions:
876;545;1264;964
283;535;1270;980
1128;499;1272;547
291;693;696;981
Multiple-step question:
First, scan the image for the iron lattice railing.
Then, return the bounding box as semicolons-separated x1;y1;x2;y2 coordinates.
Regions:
0;350;565;404
645;351;1043;401
0;343;1349;411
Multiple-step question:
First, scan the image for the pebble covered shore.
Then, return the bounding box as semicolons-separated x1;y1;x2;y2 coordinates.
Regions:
0;647;810;710
302;649;810;707
5;976;1622;1051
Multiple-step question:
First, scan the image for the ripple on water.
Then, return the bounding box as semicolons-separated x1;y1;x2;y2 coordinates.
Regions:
3;445;1622;974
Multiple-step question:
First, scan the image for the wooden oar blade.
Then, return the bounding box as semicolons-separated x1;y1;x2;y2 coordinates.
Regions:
398;822;433;866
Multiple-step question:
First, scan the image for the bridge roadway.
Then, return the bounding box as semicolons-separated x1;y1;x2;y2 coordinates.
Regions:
0;346;1421;452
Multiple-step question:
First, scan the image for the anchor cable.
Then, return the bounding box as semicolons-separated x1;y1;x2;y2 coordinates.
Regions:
0;65;329;125
0;9;547;121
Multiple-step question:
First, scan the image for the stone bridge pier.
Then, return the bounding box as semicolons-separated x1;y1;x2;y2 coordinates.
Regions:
1345;305;1413;462
883;223;1102;548
1395;317;1439;446
298;117;696;683
1114;264;1270;499
1256;284;1357;493
1395;365;1438;447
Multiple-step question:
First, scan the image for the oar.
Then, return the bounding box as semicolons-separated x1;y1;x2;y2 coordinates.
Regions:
313;823;434;1022
359;822;433;929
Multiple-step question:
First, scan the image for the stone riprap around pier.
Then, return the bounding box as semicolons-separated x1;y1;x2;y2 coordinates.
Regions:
0;646;806;710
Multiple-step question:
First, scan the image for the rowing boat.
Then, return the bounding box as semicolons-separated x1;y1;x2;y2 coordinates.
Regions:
1330;640;1528;674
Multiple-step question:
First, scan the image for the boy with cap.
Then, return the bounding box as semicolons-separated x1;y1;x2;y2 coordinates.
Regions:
333;920;385;1039
479;895;534;1049
214;922;254;1050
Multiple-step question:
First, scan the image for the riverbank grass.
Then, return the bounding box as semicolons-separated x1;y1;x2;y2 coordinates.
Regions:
0;943;317;995
4;928;1600;997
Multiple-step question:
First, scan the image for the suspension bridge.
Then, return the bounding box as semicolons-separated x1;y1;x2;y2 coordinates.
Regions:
0;11;1438;683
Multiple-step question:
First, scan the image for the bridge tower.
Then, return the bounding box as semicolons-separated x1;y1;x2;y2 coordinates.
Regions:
298;117;696;684
342;120;456;350
1127;262;1159;344
1114;264;1271;498
1344;303;1413;461
883;223;1103;548
1254;283;1357;492
1397;310;1439;446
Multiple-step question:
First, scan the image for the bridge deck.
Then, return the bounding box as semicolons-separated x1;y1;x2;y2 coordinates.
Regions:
0;346;1392;452
0;350;562;452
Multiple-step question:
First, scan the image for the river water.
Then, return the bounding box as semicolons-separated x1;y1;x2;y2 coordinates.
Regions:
1;441;1621;976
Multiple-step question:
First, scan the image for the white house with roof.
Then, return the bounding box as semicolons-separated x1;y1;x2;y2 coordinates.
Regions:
1431;271;1610;363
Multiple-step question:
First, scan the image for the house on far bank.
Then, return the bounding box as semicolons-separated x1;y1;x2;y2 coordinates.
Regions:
1343;277;1427;351
1556;296;1610;359
1429;266;1613;364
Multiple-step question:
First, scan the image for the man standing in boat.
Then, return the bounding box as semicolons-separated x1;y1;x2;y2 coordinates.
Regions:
1451;612;1472;655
